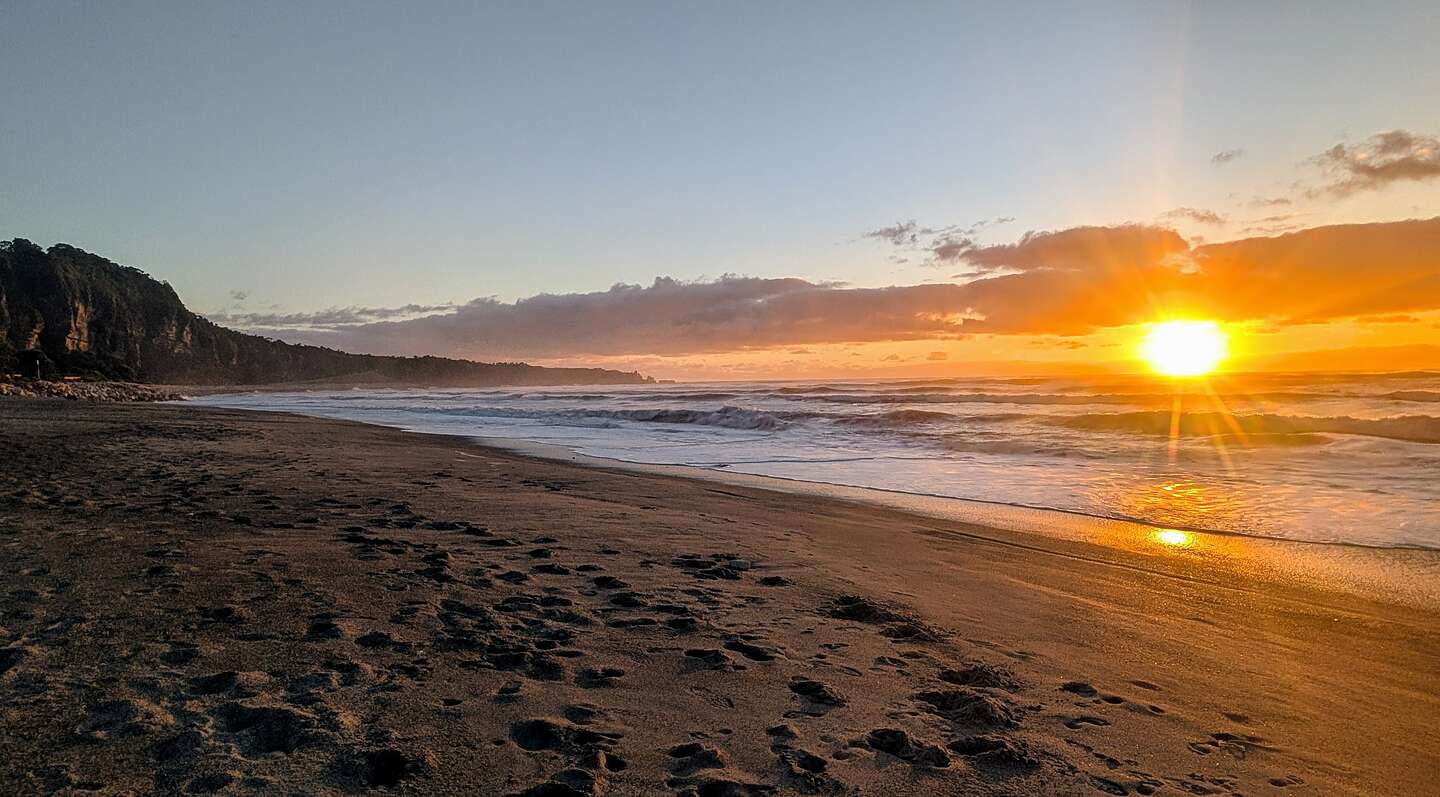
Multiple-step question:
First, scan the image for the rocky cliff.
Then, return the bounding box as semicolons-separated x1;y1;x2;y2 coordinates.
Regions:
0;239;650;386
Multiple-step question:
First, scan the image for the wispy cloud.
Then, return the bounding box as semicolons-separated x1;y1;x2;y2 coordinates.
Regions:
1239;213;1305;236
1211;148;1244;165
862;221;925;247
1160;207;1228;226
210;303;457;330
863;217;1014;266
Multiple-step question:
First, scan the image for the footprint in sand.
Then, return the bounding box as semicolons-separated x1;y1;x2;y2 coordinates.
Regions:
1063;715;1112;730
564;704;604;725
335;747;437;790
914;688;1019;729
576;667;626;688
210;702;319;756
683;648;732;670
863;728;950;768
788;678;845;714
723;639;779;662
948;734;1040;769
608;591;648;608
667;741;729;774
939;662;1022;691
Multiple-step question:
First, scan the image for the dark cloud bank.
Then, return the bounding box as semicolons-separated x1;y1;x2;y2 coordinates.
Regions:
232;217;1440;359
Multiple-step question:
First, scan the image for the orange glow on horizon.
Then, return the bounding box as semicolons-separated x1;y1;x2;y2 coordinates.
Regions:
532;310;1439;381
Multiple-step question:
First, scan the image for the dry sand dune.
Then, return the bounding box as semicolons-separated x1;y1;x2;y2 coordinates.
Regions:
1;401;1436;796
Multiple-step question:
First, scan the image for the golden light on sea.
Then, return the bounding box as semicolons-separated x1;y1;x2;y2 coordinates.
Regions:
1140;320;1229;377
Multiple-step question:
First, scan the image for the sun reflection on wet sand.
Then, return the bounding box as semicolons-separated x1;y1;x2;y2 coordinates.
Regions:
1117;477;1236;536
1154;529;1192;547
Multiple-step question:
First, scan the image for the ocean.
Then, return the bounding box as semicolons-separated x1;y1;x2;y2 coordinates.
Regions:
189;371;1440;550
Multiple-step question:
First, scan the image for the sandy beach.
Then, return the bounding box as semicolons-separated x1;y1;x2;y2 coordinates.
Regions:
2;399;1437;797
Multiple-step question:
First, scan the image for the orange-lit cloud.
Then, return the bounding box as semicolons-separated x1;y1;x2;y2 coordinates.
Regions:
231;218;1440;367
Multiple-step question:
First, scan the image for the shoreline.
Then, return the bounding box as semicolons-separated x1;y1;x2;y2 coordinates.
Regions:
467;439;1440;614
179;384;1440;554
471;437;1440;612
3;399;1437;795
181;399;1440;612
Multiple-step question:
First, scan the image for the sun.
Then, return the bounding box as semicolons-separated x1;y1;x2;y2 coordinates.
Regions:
1140;320;1228;377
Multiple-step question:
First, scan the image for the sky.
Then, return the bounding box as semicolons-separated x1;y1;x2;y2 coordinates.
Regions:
3;1;1438;379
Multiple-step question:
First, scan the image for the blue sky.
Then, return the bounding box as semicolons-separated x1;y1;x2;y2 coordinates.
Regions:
3;1;1438;326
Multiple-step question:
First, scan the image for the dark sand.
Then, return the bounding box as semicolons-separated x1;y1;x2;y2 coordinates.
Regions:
1;400;1436;796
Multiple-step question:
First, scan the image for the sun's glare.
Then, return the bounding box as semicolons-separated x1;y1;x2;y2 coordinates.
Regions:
1154;529;1192;547
1140;320;1228;377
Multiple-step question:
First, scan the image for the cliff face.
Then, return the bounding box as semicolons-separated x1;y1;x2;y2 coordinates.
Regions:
0;239;650;386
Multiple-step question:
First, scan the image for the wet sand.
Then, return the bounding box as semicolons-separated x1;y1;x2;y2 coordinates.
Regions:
1;400;1437;796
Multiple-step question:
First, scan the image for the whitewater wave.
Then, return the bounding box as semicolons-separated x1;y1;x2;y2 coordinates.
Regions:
589;405;790;430
418;404;792;431
1058;411;1440;444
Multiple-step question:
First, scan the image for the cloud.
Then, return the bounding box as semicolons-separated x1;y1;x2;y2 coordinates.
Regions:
926;351;949;361
864;217;1015;265
930;234;976;263
1238;213;1305;236
228;289;249;301
258;277;986;358
211;303;457;330
1249;196;1292;208
1190;217;1440;323
1211;149;1244;165
1354;314;1421;324
863;221;922;247
957;225;1190;273
1160;207;1227;226
257;218;1440;359
1311;130;1440;196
